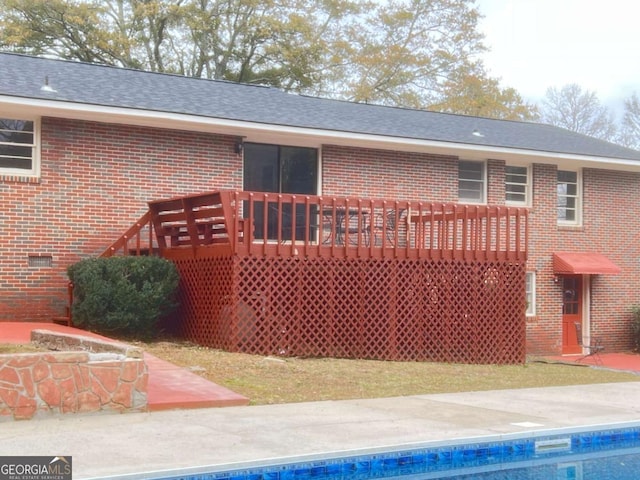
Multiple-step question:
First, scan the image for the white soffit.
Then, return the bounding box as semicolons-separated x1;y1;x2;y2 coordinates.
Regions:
3;95;640;172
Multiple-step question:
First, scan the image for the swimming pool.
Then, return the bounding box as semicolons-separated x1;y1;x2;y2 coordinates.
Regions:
117;422;640;480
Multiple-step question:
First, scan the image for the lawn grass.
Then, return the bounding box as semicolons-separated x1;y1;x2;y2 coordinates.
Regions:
0;343;47;354
6;336;637;406
137;339;640;405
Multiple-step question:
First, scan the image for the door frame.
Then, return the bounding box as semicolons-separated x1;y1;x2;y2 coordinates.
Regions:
560;275;590;355
561;274;590;354
581;275;592;353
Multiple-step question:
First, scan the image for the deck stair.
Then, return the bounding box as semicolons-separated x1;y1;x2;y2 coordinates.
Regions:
53;211;158;326
52;191;241;326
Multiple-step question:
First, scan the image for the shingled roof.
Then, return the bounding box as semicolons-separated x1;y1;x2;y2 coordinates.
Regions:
2;52;640;162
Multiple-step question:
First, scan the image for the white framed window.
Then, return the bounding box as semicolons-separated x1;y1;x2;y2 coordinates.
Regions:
505;165;530;205
458;160;486;203
0;117;39;176
525;272;536;316
557;169;581;225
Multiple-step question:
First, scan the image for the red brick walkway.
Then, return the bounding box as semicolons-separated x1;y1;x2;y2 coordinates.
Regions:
544;351;640;373
0;322;249;411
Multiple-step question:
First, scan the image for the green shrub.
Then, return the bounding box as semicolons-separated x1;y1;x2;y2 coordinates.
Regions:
67;256;180;338
633;306;640;352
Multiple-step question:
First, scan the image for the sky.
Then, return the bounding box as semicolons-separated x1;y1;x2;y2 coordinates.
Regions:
475;0;640;117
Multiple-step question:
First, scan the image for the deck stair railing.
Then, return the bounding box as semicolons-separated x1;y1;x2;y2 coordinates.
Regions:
100;210;157;257
54;210;157;326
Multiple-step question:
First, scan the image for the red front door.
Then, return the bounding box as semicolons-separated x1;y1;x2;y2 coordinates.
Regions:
562;275;582;354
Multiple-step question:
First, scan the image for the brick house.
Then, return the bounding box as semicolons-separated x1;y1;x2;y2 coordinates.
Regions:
2;52;640;358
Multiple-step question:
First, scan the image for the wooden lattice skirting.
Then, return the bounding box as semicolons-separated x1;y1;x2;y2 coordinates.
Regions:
173;255;526;364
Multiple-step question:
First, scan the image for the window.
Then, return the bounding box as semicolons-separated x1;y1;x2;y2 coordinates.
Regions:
557;170;580;224
458;160;485;203
0;118;36;174
243;142;319;240
244;143;318;195
525;272;536;316
505;165;530;205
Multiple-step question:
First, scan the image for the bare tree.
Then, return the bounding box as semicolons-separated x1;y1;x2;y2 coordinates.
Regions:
616;93;640;150
539;84;617;141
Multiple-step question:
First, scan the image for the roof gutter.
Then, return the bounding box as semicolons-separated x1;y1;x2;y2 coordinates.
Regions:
2;94;640;172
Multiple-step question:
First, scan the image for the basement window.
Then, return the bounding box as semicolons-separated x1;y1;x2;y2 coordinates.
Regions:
28;255;53;268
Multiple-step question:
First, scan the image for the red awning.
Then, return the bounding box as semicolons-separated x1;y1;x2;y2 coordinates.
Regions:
553;252;621;275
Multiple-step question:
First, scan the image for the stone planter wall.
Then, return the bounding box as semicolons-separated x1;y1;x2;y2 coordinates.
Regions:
0;330;148;421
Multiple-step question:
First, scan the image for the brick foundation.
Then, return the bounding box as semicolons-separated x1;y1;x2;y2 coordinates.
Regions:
0;330;147;421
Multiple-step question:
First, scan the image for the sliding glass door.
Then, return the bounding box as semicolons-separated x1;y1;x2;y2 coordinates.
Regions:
243;143;318;240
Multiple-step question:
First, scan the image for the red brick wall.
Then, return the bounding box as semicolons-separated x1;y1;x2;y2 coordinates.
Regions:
580;168;640;353
487;159;506;205
524;163;560;354
321;145;458;201
524;164;640;354
0;118;242;321
321;148;640;355
3;118;638;355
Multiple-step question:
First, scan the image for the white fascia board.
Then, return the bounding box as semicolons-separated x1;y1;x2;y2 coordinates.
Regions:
3;95;640;172
300;130;640;172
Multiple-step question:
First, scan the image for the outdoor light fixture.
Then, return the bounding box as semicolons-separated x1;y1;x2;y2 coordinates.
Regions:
234;141;243;154
554;275;560;284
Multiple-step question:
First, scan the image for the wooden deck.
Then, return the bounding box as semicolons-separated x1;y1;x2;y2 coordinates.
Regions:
99;190;530;364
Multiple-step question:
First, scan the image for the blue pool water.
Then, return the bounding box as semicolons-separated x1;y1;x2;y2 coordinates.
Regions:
142;422;640;480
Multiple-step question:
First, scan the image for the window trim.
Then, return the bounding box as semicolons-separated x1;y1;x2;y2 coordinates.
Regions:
557;169;582;226
525;272;536;316
0;116;40;178
505;164;531;206
458;160;486;204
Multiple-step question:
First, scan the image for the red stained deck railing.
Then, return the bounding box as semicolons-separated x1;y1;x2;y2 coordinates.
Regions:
142;190;527;262
100;190;529;262
101;211;156;257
